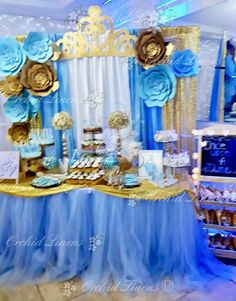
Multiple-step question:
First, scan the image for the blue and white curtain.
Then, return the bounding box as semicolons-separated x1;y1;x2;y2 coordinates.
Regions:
129;30;163;150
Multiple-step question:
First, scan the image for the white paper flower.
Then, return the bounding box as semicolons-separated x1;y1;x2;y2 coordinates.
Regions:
52;111;73;130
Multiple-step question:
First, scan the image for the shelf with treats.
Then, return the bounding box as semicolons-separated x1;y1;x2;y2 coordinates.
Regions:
66;126;106;186
203;223;236;232
83;127;103;135
66;177;104;186
210;248;236;259
65;168;105;185
81;143;106;151
200;201;236;208
82;126;106;153
70;167;100;173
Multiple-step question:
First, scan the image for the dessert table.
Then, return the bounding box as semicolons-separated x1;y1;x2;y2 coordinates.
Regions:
0;180;234;288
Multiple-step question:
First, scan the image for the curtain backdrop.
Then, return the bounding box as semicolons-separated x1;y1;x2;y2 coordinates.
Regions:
67;56;133;153
209;37;224;121
129;30;163;150
40;34;75;159
197;37;221;121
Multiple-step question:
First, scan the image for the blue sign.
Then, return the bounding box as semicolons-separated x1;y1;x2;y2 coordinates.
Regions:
201;136;236;178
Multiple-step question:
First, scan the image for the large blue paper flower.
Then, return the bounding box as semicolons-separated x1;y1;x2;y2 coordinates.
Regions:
3;93;39;123
138;65;176;107
170;49;200;77
0;37;26;76
23;32;53;63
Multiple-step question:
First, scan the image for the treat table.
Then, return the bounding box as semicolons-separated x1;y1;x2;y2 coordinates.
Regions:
0;180;234;288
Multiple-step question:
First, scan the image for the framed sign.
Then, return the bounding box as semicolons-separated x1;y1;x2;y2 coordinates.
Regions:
0;151;20;184
201;136;236;178
198;125;236;183
139;150;163;181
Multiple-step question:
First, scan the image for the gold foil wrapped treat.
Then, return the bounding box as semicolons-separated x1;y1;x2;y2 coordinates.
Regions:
203;208;210;224
233;211;236;226
216;209;222;225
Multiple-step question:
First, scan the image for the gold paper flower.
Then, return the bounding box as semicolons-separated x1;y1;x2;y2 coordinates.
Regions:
135;28;167;67
20;60;59;96
108;111;129;130
0;76;23;98
8;122;29;144
52;111;73;130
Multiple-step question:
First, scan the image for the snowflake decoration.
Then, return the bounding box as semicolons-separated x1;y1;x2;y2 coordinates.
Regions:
63;5;88;30
141;15;157;28
63;281;78;297
128;193;139;208
89;234;104;252
128;199;137;208
84;90;104;109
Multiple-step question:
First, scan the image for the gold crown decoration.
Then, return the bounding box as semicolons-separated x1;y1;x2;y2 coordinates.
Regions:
56;5;137;59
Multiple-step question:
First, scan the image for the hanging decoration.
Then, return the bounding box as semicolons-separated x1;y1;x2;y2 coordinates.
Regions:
138;65;176;108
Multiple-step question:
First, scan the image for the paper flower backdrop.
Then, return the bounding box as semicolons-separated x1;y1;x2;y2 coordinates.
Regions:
0;37;26;77
0;32;60;141
23;32;53;63
20;60;59;97
170;49;201;78
8;122;29;144
0;76;23;98
3;94;39;123
138;65;176;107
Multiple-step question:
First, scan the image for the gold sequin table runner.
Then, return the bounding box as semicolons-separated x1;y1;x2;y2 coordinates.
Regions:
0;180;191;200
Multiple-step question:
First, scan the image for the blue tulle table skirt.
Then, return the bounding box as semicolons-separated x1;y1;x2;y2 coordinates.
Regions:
0;188;234;289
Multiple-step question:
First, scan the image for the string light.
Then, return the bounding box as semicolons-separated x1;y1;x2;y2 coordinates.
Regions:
192;129;199;136
192;167;200;174
192;173;199;181
201;141;207;147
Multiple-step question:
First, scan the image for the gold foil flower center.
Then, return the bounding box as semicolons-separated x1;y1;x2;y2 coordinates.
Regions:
35;72;48;85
